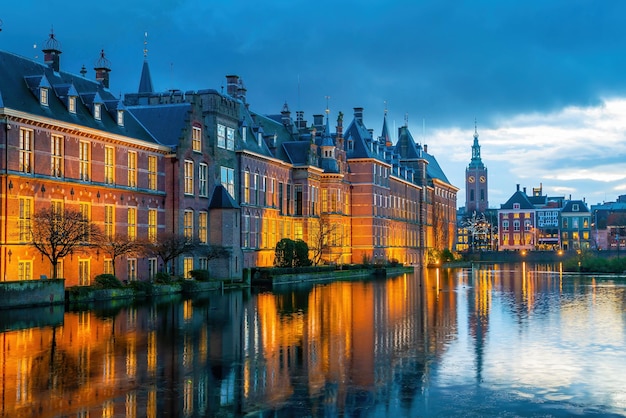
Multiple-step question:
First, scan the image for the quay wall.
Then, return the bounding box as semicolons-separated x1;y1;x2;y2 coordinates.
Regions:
0;279;65;309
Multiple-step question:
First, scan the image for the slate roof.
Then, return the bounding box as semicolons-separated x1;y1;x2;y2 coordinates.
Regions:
282;141;310;165
562;200;590;214
138;60;154;94
344;116;381;160
127;102;190;147
208;185;240;209
395;126;422;160
423;152;450;184
0;49;159;145
500;190;535;210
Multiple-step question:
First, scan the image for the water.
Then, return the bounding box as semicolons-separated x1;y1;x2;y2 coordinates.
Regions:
1;263;626;417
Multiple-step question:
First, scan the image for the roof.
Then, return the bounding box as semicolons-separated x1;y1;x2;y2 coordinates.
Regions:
126;102;191;146
562;200;590;214
282;141;311;165
138;60;154;94
0;49;159;145
500;190;535;210
209;185;240;209
423;152;450;184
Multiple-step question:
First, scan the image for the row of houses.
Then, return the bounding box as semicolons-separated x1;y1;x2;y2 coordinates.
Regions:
0;31;458;286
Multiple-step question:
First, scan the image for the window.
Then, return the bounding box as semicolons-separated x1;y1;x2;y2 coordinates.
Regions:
127;259;137;281
148;208;157;242
104;205;114;239
226;127;235;150
184;160;194;195
104;146;115;184
242;126;247;143
199;163;208;197
128;207;137;240
51;134;63;177
94;103;101;120
148;258;158;281
117;110;124;126
260;176;267;206
183;257;194;279
524;220;532;231
242;212;250;248
217;124;226;149
573;204;579;212
198;257;208;270
19;128;33;173
19;197;32;242
221;166;235;197
184;210;193;239
198;211;208;244
128;151;137;188
563;218;569;229
40;87;48;106
572;218;579;229
78;260;90;286
295;185;303;215
192;126;202;152
104;259;113;275
53;260;63;280
503;220;509;231
69;96;76;114
243;170;250;204
513;220;520;231
148;155;157;190
18;261;32;281
79;141;90;181
513;203;520;209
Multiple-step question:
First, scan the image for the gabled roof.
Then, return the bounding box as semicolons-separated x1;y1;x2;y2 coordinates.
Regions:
0;49;159;144
209;185;240;209
344;116;380;160
394;126;422;160
500;190;535;210
423;152;450;184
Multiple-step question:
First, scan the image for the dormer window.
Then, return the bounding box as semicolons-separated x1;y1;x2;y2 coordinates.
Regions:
573;204;579;211
257;132;263;147
513;203;520;209
117;110;124;126
40;87;49;106
242;126;247;143
94;103;101;120
68;96;76;114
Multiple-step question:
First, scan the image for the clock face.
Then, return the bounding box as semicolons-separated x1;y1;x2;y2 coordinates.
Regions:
480;176;486;183
468;176;475;183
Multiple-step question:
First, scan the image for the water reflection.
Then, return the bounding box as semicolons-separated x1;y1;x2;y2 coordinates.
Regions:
0;264;625;417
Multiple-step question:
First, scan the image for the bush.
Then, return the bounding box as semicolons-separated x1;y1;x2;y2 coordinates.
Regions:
154;272;172;284
94;274;124;289
274;238;311;267
189;269;210;281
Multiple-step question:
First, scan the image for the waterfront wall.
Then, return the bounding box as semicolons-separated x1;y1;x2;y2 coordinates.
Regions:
0;279;65;309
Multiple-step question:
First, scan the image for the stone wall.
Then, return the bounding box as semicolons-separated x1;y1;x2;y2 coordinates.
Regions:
0;279;65;309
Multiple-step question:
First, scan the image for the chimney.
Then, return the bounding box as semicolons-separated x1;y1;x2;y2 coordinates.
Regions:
42;30;62;72
236;78;247;102
354;107;364;122
336;111;343;140
423;144;428;154
94;49;111;89
296;111;306;129
523;187;527;194
516;184;520;191
226;75;239;97
313;114;324;128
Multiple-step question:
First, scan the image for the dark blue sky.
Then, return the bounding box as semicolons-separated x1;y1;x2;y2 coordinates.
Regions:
3;1;626;205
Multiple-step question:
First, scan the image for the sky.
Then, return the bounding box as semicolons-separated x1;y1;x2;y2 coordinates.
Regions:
2;1;626;208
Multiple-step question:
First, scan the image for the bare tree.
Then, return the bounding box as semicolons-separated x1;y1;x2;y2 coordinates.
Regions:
96;233;139;277
308;217;340;265
140;232;197;275
30;206;101;279
203;245;231;263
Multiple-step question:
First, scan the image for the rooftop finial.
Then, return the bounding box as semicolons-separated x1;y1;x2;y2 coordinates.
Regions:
143;31;148;58
474;118;479;139
404;112;409;127
384;100;388;115
325;95;330;115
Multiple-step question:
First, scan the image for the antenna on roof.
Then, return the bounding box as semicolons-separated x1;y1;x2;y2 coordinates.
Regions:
404;112;409;127
325;95;330;114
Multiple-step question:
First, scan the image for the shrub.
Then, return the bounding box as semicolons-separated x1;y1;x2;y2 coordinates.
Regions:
189;269;210;281
94;274;124;289
154;271;172;284
127;280;153;295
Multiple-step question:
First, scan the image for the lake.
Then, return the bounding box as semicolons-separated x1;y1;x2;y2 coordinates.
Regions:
1;263;625;417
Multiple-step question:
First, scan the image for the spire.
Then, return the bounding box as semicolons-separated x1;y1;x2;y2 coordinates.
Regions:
138;32;154;94
381;107;392;147
469;119;484;169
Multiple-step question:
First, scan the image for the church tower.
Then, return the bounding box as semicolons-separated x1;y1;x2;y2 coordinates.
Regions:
465;121;488;213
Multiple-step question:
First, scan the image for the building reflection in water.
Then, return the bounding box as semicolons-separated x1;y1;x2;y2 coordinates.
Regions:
1;263;625;416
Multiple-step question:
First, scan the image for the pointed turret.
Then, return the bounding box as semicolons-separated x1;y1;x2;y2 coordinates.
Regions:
469;119;484;169
94;49;111;89
42;29;62;72
381;109;392;147
138;32;154;94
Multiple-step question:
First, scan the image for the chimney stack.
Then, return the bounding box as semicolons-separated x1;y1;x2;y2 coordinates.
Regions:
354;107;364;122
226;75;239;97
42;30;62;72
94;49;111;88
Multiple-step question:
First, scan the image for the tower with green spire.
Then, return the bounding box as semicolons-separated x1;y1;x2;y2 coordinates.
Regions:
465;121;488;213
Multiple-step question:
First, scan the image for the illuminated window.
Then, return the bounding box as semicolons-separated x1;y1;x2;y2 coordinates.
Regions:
128;207;137;240
18;260;32;281
128;151;137;188
79;202;91;241
78;259;90;286
19;128;33;173
79;141;90;181
221;166;234;197
192;126;202;152
184;160;194;195
127;258;137;281
51;134;63;177
104;146;115;184
513;220;520;231
69;96;76;114
104;259;113;275
183;257;194;279
243;170;250;203
148;155;157;190
19;197;32;242
217;124;226;149
198;211;207;244
184;210;193;239
502;220;509;231
242;213;249;248
104;204;114;239
148;208;157;242
199;163;208;197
